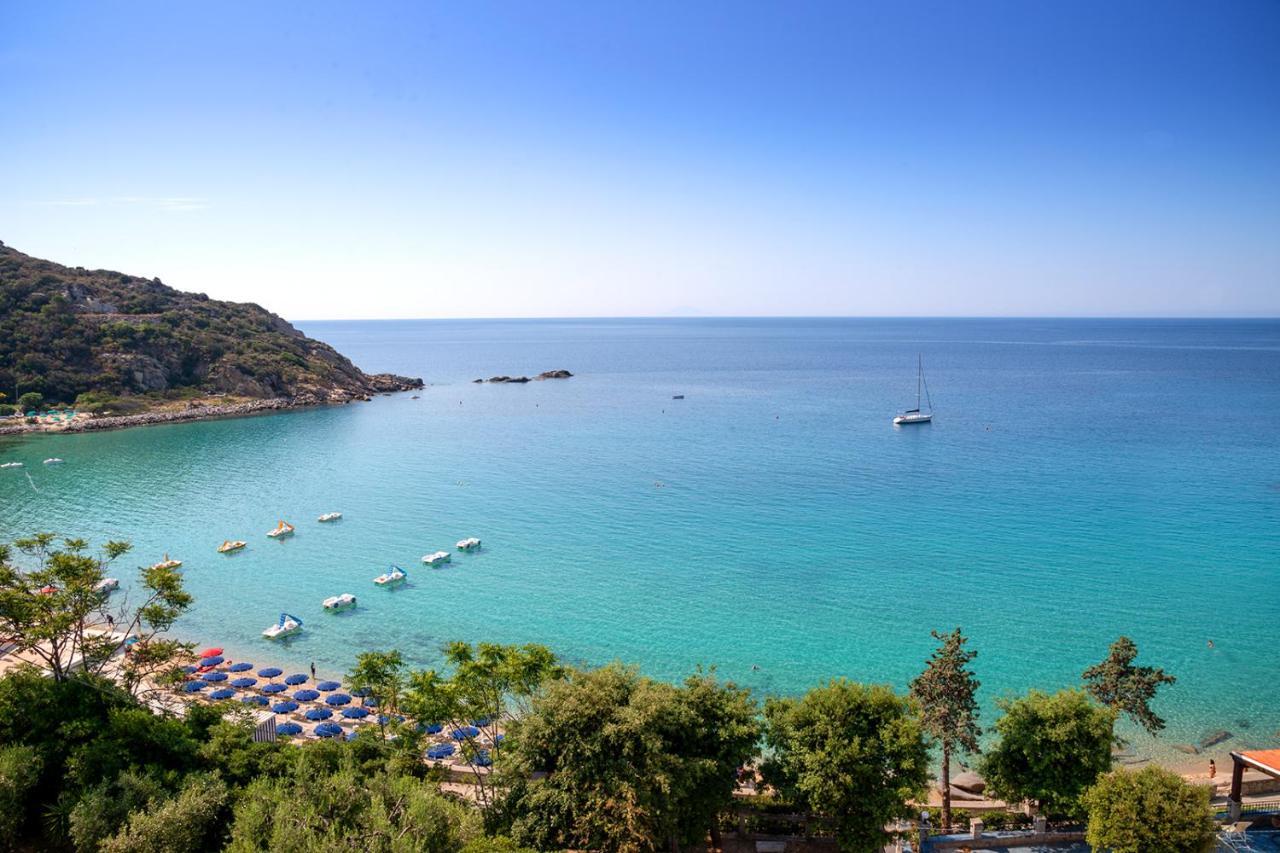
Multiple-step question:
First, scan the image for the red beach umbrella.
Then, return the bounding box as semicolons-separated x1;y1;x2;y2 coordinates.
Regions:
198;647;223;658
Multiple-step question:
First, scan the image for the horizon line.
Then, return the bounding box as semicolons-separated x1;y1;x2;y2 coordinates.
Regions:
293;314;1280;323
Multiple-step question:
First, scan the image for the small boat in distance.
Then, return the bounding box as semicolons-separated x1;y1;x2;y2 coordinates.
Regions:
374;566;407;586
218;540;247;554
94;578;120;594
456;537;481;552
422;551;451;567
317;512;343;523
0;462;23;469
672;394;685;400
893;354;934;426
43;458;64;464
263;612;303;640
151;553;182;570
322;593;357;611
267;520;296;538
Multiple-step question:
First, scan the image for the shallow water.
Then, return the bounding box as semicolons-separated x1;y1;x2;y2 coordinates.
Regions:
2;318;1277;759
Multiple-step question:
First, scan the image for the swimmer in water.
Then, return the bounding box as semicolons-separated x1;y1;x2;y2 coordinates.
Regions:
1207;640;1214;649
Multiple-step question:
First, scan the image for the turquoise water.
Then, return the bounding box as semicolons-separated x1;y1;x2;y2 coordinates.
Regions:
2;318;1278;759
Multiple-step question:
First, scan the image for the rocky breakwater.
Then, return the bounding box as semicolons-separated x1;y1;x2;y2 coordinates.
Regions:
473;370;573;384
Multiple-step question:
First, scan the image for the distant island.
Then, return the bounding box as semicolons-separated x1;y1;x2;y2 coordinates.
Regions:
0;241;422;433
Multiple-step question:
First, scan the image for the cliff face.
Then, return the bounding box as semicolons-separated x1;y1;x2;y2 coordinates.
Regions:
0;241;422;407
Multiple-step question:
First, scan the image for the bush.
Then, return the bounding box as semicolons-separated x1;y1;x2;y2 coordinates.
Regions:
1083;766;1215;853
99;775;228;853
0;404;14;416
16;391;43;412
0;744;42;847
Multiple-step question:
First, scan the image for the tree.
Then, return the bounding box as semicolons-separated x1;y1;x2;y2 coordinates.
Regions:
980;689;1116;818
0;744;41;848
910;628;981;831
1083;636;1176;736
17;391;42;412
226;756;480;852
346;649;408;737
762;680;929;853
500;663;760;853
99;775;228;853
1083;766;1215;853
401;642;562;808
0;534;192;691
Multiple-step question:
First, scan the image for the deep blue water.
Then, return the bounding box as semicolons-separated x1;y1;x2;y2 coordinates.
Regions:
2;318;1278;762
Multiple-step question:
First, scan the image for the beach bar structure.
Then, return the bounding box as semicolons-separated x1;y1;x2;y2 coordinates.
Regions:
1227;749;1280;820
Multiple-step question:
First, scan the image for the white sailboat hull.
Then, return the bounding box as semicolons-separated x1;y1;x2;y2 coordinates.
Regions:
893;412;932;425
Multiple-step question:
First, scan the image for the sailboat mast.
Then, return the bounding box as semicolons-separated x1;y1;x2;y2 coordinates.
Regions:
916;353;922;410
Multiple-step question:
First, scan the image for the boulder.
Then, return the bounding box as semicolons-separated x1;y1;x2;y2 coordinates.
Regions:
535;369;573;380
1200;730;1232;749
951;771;986;794
1173;743;1202;755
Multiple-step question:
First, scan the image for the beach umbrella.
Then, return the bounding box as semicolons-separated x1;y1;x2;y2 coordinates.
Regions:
227;662;254;672
199;655;224;668
181;665;198;674
426;743;455;760
345;730;359;741
261;683;287;695
284;673;308;685
209;688;235;700
324;693;351;706
198;647;223;658
378;714;405;726
315;722;342;738
351;687;371;697
451;726;480;740
494;733;505;745
258;666;283;678
182;681;208;693
293;689;320;702
242;695;269;707
304;707;333;721
272;701;300;715
419;722;444;735
470;749;492;767
230;677;257;689
316;680;341;691
341;707;369;719
471;717;492;727
363;697;379;707
200;671;228;682
276;722;303;736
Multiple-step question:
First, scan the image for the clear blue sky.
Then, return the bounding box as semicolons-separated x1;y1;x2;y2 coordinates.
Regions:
2;1;1277;318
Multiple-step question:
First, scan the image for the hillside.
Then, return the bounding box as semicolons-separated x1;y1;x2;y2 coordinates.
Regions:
0;241;421;414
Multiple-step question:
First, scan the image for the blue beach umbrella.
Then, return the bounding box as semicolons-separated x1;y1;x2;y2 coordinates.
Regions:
200;671;228;682
181;665;198;674
471;749;492;767
209;688;235;700
276;722;303;736
242;695;269;707
451;726;480;740
261;683;287;694
272;701;300;715
419;722;443;735
363;697;379;707
230;677;257;689
304;707;333;721
471;717;492;727
199;655;224;667
426;743;456;760
378;714;405;726
228;662;254;672
315;722;342;738
294;689;320;702
345;730;359;741
324;693;351;706
258;667;283;678
316;680;341;691
351;687;371;697
284;673;308;685
182;681;207;693
341;707;369;719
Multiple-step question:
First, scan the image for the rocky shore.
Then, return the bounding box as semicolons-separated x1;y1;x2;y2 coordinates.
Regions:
0;374;423;437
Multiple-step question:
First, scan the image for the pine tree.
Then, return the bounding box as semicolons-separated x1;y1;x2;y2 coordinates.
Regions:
910;628;981;830
1082;636;1175;736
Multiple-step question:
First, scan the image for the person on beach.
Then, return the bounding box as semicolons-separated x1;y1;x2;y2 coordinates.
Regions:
1209;759;1216;779
310;661;316;679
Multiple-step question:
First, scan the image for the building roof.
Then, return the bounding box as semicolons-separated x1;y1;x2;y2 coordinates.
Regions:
1235;750;1280;778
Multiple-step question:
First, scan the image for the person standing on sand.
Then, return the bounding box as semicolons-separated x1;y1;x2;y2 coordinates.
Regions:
1210;759;1216;779
310;661;316;679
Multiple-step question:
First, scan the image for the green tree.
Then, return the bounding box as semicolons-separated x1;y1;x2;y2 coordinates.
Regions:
980;689;1116;818
0;744;41;849
0;534;192;690
1083;636;1176;736
1083;766;1215;853
762;680;929;853
910;628;981;831
402;642;562;808
500;663;760;853
346;649;408;737
68;770;168;853
17;391;42;412
99;775;228;853
226;756;479;852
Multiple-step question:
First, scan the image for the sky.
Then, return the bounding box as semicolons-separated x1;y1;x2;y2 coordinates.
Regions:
2;1;1278;319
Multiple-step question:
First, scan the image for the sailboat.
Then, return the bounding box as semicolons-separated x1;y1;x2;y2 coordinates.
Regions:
893;355;934;425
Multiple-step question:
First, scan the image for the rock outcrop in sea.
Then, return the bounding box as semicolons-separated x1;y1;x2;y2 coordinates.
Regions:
473;370;573;384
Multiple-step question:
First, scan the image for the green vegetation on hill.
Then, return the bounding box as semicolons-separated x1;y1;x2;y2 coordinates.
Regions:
0;241;420;410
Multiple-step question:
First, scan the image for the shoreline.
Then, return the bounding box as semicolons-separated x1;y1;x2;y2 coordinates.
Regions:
0;386;422;439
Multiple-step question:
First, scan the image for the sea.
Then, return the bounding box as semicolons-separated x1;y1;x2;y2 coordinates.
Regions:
2;318;1277;762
